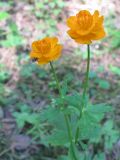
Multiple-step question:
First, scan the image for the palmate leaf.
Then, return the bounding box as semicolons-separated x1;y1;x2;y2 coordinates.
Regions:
78;112;101;140
78;104;113;141
87;104;113;114
40;106;78;146
40;107;69;146
102;120;119;149
65;92;82;110
42;129;69;146
40;106;59;122
40;106;67;130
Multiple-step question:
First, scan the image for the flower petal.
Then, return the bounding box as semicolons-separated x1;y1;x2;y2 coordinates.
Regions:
66;16;80;30
67;30;81;39
92;28;106;40
44;44;62;59
31;41;41;52
50;37;59;48
93;10;99;19
74;35;93;44
37;58;49;65
30;51;42;59
67;30;92;44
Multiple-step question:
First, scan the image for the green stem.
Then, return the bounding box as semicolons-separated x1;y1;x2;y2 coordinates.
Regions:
49;62;77;160
75;45;90;143
50;62;62;97
82;44;90;101
64;115;77;160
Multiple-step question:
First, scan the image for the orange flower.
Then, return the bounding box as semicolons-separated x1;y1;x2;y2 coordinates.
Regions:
30;37;62;64
66;10;106;44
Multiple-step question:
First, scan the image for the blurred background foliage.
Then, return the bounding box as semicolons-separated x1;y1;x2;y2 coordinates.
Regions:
0;0;120;160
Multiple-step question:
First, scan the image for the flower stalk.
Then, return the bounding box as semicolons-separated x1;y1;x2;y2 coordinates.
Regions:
50;62;77;160
50;62;62;97
75;44;90;143
82;45;90;101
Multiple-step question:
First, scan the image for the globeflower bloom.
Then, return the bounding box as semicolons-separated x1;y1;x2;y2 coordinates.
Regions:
30;37;62;64
66;10;106;44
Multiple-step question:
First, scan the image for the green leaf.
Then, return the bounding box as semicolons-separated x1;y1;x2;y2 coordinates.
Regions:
13;112;40;128
57;1;65;8
19;104;32;112
40;106;67;130
68;144;92;160
63;106;79;116
110;30;120;48
20;63;36;78
61;73;74;96
13;112;28;128
0;2;10;7
87;104;113;114
0;34;24;47
102;120;119;149
0;12;9;21
99;80;110;89
78;104;113;141
43;129;69;146
78;110;101;140
0;21;25;47
65;92;82;110
61;83;68;96
95;79;110;90
97;66;104;72
109;65;120;76
89;71;97;79
49;2;56;8
9;21;18;34
35;11;43;18
94;152;105;160
44;0;49;2
54;9;61;16
57;155;69;160
36;2;44;9
0;71;10;83
40;106;60;122
0;83;5;95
